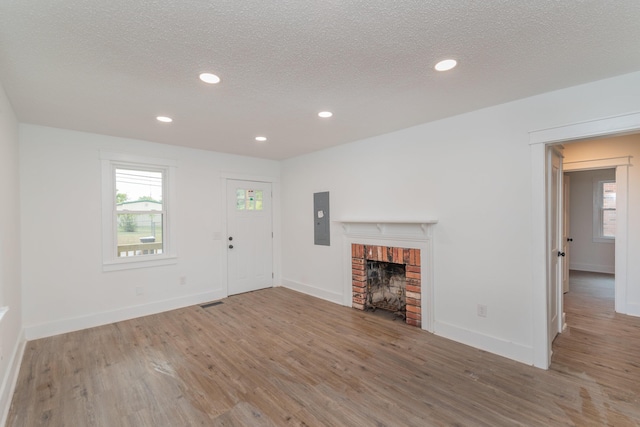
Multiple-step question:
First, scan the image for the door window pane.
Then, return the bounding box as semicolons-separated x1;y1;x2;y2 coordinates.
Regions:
236;189;263;211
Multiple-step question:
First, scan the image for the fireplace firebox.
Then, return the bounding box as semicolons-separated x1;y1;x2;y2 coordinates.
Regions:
366;261;406;319
352;244;422;327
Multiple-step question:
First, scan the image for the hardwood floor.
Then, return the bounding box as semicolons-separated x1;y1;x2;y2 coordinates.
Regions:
7;273;640;426
550;271;640;426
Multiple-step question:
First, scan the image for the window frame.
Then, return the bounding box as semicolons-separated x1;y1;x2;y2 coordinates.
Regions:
593;179;616;244
101;151;177;271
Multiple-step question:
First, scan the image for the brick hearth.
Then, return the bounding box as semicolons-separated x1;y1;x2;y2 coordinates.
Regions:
351;244;421;327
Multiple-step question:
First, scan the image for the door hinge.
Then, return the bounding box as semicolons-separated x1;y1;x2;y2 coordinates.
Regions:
272;272;274;279
272;232;273;238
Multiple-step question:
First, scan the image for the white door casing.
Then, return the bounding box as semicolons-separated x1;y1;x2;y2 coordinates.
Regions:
227;179;273;296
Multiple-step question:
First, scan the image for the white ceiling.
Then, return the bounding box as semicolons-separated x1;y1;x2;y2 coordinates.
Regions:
1;1;639;160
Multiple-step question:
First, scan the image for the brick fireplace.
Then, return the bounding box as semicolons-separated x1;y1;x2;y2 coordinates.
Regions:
338;220;436;332
351;244;422;327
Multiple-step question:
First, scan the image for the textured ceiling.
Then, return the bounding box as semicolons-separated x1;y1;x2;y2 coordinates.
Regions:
1;1;640;160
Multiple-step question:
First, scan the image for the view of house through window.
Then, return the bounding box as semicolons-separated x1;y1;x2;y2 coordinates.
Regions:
599;180;616;239
115;168;164;257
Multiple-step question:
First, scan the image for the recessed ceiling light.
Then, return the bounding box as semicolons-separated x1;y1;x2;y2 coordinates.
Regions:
434;59;457;71
255;136;267;142
199;73;221;84
156;116;173;123
318;111;333;118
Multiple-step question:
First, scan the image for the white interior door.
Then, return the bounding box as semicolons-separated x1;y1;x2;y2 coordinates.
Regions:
227;180;273;296
547;147;564;347
562;174;571;293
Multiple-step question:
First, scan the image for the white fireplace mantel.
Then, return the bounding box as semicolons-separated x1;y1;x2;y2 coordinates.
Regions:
336;220;437;240
337;219;437;332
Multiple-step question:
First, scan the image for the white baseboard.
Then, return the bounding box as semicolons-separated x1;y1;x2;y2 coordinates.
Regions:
24;289;227;341
624;302;640;317
0;329;26;427
434;320;534;366
569;263;614;274
281;278;343;305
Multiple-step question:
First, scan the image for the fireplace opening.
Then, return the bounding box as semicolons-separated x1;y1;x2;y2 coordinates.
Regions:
352;244;421;327
366;261;406;320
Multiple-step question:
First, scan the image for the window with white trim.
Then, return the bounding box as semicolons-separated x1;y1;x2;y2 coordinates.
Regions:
593;179;616;243
101;152;177;271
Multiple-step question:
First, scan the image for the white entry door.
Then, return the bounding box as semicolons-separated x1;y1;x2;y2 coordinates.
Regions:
547;147;564;348
227;180;273;295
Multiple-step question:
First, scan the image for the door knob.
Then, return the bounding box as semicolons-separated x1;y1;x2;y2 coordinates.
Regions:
558;251;565;257
229;244;234;249
228;236;233;241
567;237;573;242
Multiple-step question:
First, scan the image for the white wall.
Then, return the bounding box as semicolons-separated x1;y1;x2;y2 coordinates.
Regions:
564;134;640;313
20;124;280;339
565;169;616;273
280;71;640;365
0;81;23;423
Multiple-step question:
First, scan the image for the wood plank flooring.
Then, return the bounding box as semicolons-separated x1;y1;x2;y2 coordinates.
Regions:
7;272;640;426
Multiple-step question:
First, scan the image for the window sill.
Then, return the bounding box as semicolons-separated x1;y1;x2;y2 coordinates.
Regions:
103;255;177;272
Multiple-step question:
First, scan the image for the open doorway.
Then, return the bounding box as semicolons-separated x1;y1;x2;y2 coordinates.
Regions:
530;113;639;369
551;134;637;355
561;134;637;314
564;168;616;278
564;168;616;277
563;168;616;328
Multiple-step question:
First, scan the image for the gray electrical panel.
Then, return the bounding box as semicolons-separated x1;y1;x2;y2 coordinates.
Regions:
314;191;330;246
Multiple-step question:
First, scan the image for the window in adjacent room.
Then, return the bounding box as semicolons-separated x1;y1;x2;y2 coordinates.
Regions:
593;179;616;242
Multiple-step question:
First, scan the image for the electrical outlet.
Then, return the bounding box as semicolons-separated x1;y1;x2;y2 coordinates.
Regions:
179;276;187;286
477;304;487;318
135;286;144;296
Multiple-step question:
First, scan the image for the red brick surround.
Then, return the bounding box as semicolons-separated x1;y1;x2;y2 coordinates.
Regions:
351;244;421;327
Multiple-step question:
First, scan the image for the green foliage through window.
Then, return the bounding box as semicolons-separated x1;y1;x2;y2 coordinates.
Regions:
118;214;137;232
